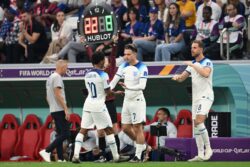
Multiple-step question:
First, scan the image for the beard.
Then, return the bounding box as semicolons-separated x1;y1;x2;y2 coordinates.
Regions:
192;52;200;58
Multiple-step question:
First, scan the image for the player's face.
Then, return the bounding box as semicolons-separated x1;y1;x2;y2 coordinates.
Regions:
124;49;136;63
157;110;167;122
61;63;68;75
191;43;202;58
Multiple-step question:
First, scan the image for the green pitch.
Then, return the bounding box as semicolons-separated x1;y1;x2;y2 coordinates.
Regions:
1;162;250;167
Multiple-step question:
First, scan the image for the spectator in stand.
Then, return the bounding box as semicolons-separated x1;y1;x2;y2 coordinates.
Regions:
206;3;245;59
56;0;92;62
177;0;196;47
155;3;185;61
118;7;143;57
196;0;222;24
126;0;149;23
155;0;169;25
221;0;246;19
41;10;73;63
33;0;60;28
133;7;164;61
193;6;219;53
2;9;21;63
177;0;196;29
195;0;204;10
111;0;127;30
18;9;49;63
246;0;250;16
181;6;220;60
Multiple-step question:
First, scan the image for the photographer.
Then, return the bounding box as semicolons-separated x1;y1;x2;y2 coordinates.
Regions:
144;107;177;147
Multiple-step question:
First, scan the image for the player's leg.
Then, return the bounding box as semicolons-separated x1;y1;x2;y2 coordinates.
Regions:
72;111;93;163
72;128;88;163
188;103;205;162
129;96;147;162
95;129;107;162
93;107;119;161
40;111;70;162
105;100;120;152
195;99;213;161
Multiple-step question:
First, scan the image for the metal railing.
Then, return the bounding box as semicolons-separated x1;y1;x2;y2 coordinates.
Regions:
220;28;230;60
248;16;250;41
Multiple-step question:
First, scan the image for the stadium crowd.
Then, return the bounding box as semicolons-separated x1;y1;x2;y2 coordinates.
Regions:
0;0;249;63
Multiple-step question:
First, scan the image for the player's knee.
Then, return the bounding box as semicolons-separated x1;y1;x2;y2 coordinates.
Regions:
133;123;143;132
104;127;114;135
97;129;105;137
75;133;84;143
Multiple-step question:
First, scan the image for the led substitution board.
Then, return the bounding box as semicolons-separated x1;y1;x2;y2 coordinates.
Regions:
78;3;118;44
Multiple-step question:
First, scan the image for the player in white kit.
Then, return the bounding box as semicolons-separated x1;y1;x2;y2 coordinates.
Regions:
110;44;148;162
72;51;125;163
172;40;214;162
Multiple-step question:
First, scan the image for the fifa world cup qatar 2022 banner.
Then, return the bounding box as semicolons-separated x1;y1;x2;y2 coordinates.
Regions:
78;2;118;44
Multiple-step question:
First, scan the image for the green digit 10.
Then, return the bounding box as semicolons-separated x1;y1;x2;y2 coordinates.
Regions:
105;15;113;31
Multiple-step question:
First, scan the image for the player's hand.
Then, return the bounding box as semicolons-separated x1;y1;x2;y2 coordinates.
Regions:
118;82;127;89
114;90;124;96
65;110;70;121
172;75;181;81
184;61;193;66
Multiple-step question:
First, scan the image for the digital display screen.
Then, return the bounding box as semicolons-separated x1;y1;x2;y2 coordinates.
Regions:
78;3;118;44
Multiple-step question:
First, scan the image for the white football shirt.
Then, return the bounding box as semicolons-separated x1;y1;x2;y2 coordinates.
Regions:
185;58;214;102
83;69;110;112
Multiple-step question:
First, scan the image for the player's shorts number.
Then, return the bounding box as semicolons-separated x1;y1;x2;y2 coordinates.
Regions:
132;113;136;121
87;82;97;98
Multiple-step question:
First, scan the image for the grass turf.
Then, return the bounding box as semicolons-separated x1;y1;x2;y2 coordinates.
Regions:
0;162;250;167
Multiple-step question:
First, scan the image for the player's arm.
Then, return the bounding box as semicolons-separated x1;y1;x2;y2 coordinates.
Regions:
120;66;148;91
55;90;70;121
120;78;147;91
105;88;124;97
184;61;211;78
172;71;190;82
110;65;123;89
54;87;68;114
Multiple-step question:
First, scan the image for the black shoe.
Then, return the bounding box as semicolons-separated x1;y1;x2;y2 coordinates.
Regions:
129;156;141;163
94;156;107;163
72;157;80;163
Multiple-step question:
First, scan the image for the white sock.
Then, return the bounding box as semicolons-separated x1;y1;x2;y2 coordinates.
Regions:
74;133;84;159
106;134;119;160
197;123;211;150
135;144;146;160
194;126;204;158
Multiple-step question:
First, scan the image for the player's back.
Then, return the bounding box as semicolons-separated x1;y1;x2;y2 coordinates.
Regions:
83;69;110;112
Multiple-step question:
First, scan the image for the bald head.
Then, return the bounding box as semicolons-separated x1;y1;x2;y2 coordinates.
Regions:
56;60;68;75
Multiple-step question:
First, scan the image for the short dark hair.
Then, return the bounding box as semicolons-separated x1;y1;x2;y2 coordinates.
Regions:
158;107;170;117
128;7;140;21
91;51;105;65
192;40;204;49
203;6;212;15
124;44;137;53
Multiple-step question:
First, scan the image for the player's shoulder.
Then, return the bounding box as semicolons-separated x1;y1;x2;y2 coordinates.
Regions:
50;72;61;80
86;69;108;78
119;62;130;69
134;61;148;70
199;57;213;67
